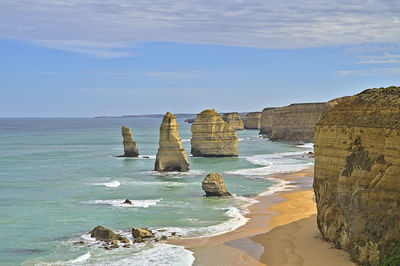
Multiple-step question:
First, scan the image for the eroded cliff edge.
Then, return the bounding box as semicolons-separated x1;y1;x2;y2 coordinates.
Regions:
313;86;400;265
155;112;189;172
191;109;238;157
270;103;326;142
244;112;261;129
259;108;276;135
222;112;244;130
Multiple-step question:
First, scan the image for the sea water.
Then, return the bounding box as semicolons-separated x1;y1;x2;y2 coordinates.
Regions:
0;118;313;265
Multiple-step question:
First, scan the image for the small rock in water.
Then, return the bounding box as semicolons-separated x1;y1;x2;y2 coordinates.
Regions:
123;244;130;248
171;232;176;236
202;172;231;197
117;235;130;243
74;241;85;245
143;156;150;159
90;225;119;242
132;227;154;239
160;235;168;240
123;199;133;205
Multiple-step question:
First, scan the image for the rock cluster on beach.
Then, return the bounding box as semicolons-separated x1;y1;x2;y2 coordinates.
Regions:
269;103;327;142
313;86;400;265
90;226;130;248
202;172;231;196
121;126;139;157
191;109;238;157
155;112;189;172
259;108;276;136
221;112;244;130
243;112;261;129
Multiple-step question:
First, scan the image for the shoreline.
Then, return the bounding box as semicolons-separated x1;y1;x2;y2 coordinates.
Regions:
169;166;355;265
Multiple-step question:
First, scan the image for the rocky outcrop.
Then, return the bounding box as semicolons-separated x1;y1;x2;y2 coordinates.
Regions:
154;112;189;172
191;109;238;157
313;86;400;265
90;225;129;244
202;172;231;196
259;108;276;135
121;126;139;157
244;112;261;129
270;103;326;142
132;228;154;243
222;112;244;130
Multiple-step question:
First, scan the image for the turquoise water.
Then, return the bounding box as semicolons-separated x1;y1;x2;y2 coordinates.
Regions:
0;118;313;265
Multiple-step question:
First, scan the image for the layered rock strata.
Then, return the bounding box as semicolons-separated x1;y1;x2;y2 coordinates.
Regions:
259;108;276;135
313;87;400;265
243;112;261;129
202;172;231;196
222;112;244;130
191;109;238;157
155;112;189;172
270;103;326;142
121;126;139;157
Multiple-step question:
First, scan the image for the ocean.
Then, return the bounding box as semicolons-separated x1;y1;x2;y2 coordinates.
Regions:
0;117;313;265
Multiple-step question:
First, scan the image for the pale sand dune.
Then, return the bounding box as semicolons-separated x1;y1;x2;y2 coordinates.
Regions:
170;167;355;265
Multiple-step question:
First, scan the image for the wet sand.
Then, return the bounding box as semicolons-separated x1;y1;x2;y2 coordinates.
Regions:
169;167;355;265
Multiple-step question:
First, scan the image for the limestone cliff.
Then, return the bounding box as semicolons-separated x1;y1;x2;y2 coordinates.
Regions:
313;86;400;265
259;108;276;135
155;112;189;172
222;112;244;130
121;126;139;157
191;109;238;157
270;103;326;142
244;112;261;129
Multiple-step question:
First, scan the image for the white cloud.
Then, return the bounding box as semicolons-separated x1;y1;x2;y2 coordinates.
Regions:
1;0;399;56
356;53;400;64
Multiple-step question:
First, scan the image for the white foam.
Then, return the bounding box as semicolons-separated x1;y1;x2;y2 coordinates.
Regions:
84;199;162;208
160;206;248;239
258;178;298;196
181;138;190;142
91;180;120;188
226;151;313;177
69;252;91;263
297;143;314;149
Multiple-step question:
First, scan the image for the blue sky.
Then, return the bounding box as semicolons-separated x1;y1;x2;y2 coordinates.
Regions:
1;0;400;117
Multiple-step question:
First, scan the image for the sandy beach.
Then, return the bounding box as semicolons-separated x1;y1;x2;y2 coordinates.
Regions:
170;167;355;265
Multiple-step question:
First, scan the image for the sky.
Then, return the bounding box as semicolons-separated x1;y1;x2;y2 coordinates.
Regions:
1;0;400;117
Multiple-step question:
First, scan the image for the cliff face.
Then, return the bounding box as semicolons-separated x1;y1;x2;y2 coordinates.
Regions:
269;103;326;142
191;109;238;157
313;87;400;265
155;112;189;172
244;112;261;129
259;108;276;135
222;112;244;130
121;126;139;157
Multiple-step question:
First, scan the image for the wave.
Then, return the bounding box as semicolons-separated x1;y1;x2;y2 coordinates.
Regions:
181;138;190;142
258;178;298;196
297;143;314;149
30;252;91;265
226;151;313;177
69;252;91;263
91;180;120;188
83;199;162;208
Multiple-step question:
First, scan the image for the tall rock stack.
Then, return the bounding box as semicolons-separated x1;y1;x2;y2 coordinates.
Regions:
191;109;238;157
155;112;189;172
121;126;139;157
244;112;261;129
313;87;400;265
221;112;244;130
269;103;326;142
259;108;276;136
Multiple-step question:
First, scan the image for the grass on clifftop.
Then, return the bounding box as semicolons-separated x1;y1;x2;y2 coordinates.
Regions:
379;247;400;266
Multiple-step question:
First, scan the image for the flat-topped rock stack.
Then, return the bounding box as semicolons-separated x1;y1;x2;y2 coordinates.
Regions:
191;109;238;157
269;103;326;142
155;112;189;172
259;108;276;136
121;126;139;157
243;112;261;129
221;112;244;130
314;86;400;265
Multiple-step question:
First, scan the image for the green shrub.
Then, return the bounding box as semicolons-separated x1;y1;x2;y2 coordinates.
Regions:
379;247;400;266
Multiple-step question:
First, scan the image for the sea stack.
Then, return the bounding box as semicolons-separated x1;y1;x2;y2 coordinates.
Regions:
202;172;231;196
259;108;276;136
191;109;238;157
244;112;261;129
221;112;244;130
121;126;139;157
154;112;189;172
269;103;326;142
313;87;400;265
